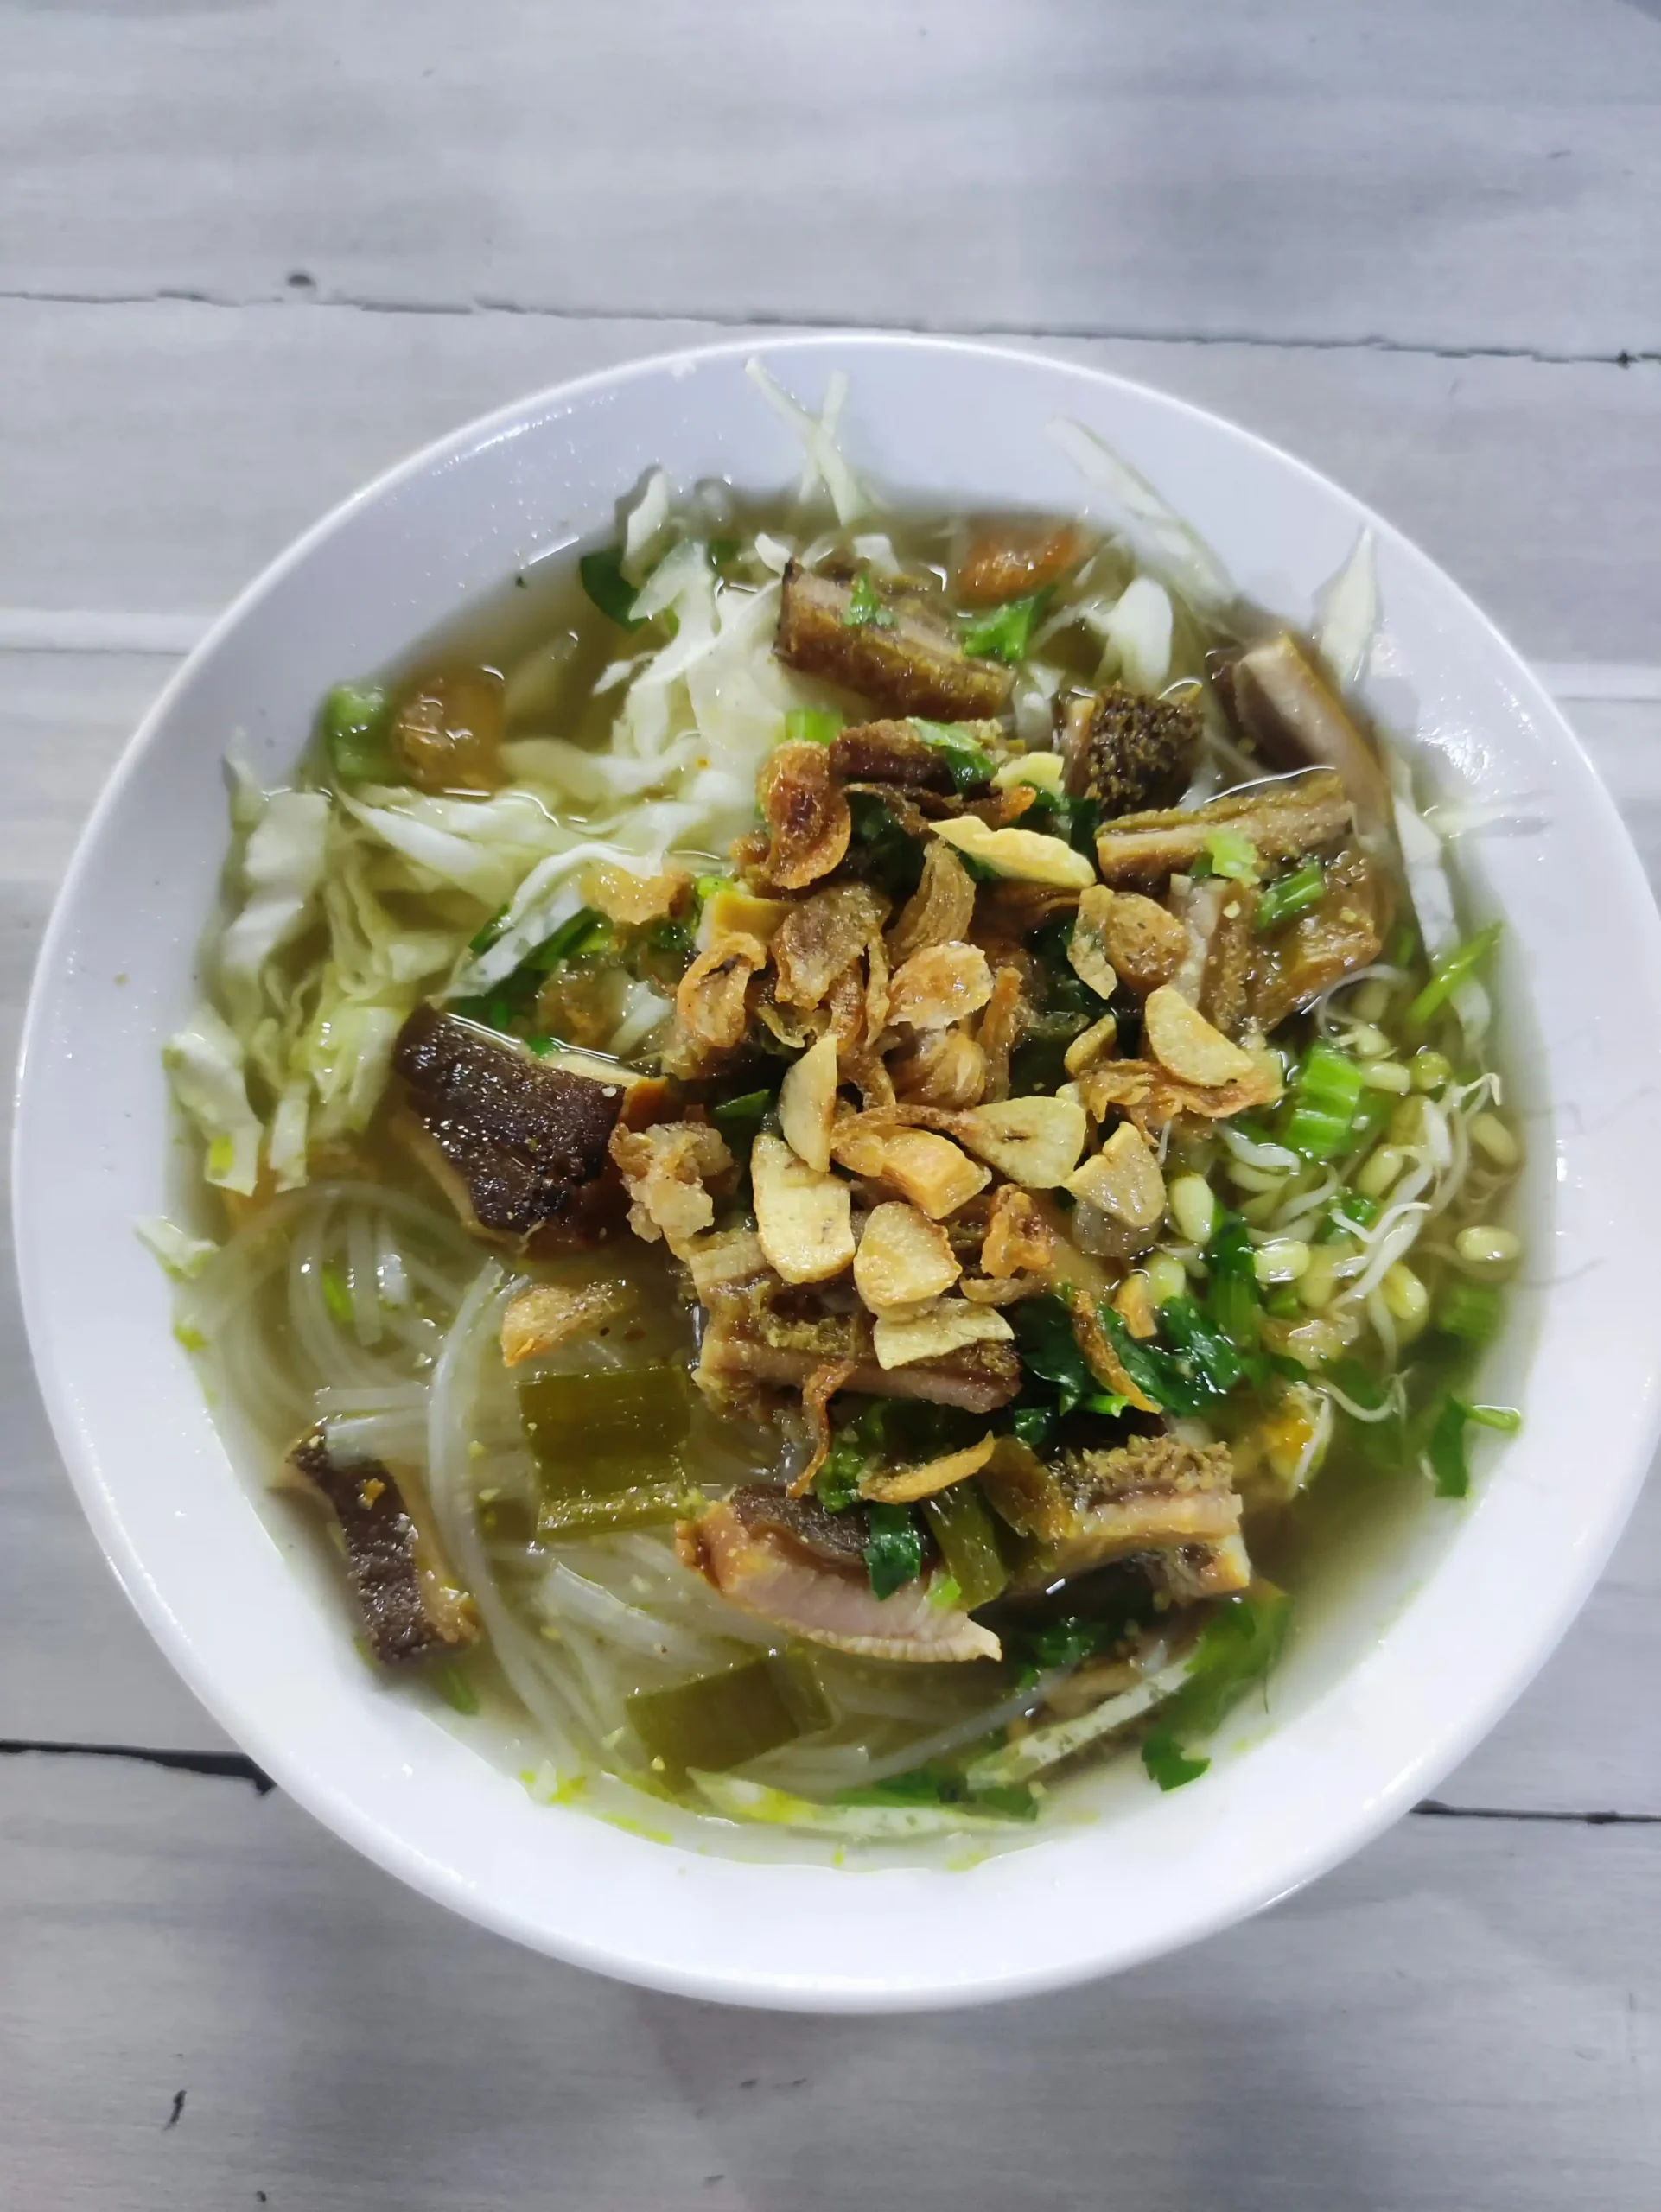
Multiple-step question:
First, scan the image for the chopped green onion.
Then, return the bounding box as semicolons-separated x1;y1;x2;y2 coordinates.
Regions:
843;570;894;630
1318;1191;1379;1241
320;1262;354;1327
1204;1211;1261;1347
468;906;511;956
785;708;843;745
921;1483;1008;1611
1263;1285;1301;1319
523;1034;557;1056
709;537;741;570
320;683;391;783
1202;827;1262;885
1423;1395;1494;1497
1141;1730;1210;1791
1282;1042;1365;1160
1405;921;1501;1033
579;546;645;628
864;1502;925;1599
1467;1402;1523;1434
1255;857;1326;931
1435;1279;1504;1344
710;1087;775;1160
960;589;1050;664
430;1661;480;1716
910;719;998;791
528;906;610;970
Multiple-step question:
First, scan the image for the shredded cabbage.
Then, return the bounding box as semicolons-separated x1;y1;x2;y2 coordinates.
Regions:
135;1215;220;1279
744;358;867;525
219;790;329;1022
1314;526;1378;691
1101;574;1174;692
163;1004;264;1193
1048;416;1234;611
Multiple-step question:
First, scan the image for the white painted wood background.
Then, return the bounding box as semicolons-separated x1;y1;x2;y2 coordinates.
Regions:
3;4;1660;2205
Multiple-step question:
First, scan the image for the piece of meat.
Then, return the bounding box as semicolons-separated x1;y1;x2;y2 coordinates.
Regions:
776;561;1015;720
983;1433;1247;1593
697;1291;1021;1415
729;1484;874;1570
393;1007;626;1244
1093;768;1352;891
830;720;958;791
283;1428;477;1665
1199;884;1262;1037
679;1497;1001;1662
1249;843;1386;1030
1219;631;1391;834
1059;685;1201;817
500;1279;634;1366
955;518;1091;607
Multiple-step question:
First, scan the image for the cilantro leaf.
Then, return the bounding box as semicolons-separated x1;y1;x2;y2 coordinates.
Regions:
1141;1730;1210;1791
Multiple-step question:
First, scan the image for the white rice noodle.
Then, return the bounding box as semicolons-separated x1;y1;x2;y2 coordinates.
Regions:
538;1562;733;1674
1314;527;1378;692
1048;416;1234;611
854;1678;1058;1788
744;359;867;524
345;1202;383;1348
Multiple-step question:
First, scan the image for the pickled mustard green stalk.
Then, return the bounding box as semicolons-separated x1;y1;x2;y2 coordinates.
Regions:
921;1483;1009;1611
627;1651;832;1777
537;1481;694;1541
519;1364;692;1498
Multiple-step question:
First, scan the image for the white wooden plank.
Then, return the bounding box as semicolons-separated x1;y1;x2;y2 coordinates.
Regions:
1;646;1658;1808
0;1758;1657;2209
6;1;1661;356
3;300;1658;661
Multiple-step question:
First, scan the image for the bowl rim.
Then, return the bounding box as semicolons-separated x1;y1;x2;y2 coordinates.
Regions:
16;328;1661;2012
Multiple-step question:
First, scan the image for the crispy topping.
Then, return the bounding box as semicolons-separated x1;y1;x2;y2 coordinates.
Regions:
755;740;853;890
872;1299;1015;1370
582;861;691;927
859;1433;997;1504
500;1279;635;1367
751;1130;856;1285
888;941;994;1031
775;561;1015;721
955;518;1090;607
1096;888;1190;993
981;1185;1059;1278
1059;683;1201;817
779;1032;841;1173
886;841;978;964
790;1358;861;1497
1142;985;1261;1088
1062;1010;1120;1077
830;1117;991;1219
890;1026;989;1109
671;931;767;1062
951;1096;1088;1189
772;883;888;1008
930;816;1097;888
1066;884;1120;1001
1066;1122;1166;1230
853;1200;962;1317
610;1121;735;1257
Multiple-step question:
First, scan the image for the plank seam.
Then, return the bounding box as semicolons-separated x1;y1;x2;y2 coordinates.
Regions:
1;286;1658;371
1;1740;1656;1825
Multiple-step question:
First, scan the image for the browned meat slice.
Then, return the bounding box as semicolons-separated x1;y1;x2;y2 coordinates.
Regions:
955;518;1091;607
776;562;1015;720
1059;685;1202;817
284;1428;477;1665
1093;768;1352;891
981;1433;1247;1593
697;1290;1021;1415
729;1484;873;1572
830;720;958;791
1219;631;1391;833
678;1497;999;1661
1249;844;1387;1029
393;1007;625;1243
1199;883;1262;1037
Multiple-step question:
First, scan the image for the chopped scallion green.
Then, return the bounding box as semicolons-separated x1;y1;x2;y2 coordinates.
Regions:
785;708;843;745
843;570;894;629
1282;1042;1365;1160
960;589;1051;664
579;546;645;628
1405;921;1501;1033
1255;856;1325;931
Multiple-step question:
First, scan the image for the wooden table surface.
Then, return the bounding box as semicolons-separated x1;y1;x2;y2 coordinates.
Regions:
4;6;1660;2205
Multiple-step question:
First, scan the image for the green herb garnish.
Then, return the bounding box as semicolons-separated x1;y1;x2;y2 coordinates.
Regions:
864;1502;925;1599
911;719;998;791
843;570;894;630
960;588;1051;664
1406;921;1502;1033
785;708;843;745
1282;1041;1365;1160
1426;1394;1522;1498
1255;856;1325;931
579;546;646;628
1141;1730;1210;1791
320;682;391;783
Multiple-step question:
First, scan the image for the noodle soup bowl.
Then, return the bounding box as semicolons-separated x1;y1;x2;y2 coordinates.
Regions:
16;334;1661;2010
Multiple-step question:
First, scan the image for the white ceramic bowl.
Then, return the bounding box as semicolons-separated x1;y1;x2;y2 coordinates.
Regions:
16;335;1661;2012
